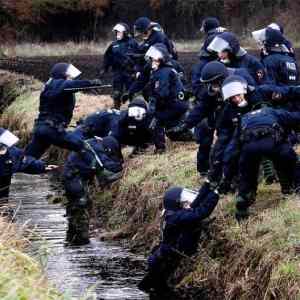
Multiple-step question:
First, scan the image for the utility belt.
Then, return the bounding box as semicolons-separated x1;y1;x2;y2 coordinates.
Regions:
240;124;285;144
35;118;67;132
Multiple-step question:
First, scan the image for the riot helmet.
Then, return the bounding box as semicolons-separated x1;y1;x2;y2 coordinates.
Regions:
50;63;81;80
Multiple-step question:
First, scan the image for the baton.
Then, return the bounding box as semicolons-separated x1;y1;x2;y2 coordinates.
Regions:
64;84;112;92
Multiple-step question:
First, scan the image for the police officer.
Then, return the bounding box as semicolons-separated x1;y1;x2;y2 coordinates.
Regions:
0;128;57;215
101;23;139;109
145;45;189;152
185;61;256;176
133;17;177;60
138;181;219;293
63;136;123;245
192;17;226;95
127;43;185;102
209;75;290;190
111;97;166;154
208;32;267;85
267;23;295;57
25;63;103;159
223;106;300;220
252;26;299;86
73;109;121;140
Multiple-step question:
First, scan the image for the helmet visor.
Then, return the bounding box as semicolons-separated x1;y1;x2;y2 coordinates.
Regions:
112;23;127;33
180;188;198;204
66;64;81;79
252;28;266;44
222;81;247;101
208;36;231;53
0;130;19;147
145;46;164;61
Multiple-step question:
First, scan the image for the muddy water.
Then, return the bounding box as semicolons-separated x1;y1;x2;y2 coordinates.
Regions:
10;174;148;300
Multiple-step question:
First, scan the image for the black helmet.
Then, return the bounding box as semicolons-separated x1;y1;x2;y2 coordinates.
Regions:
201;17;220;33
163;186;183;210
265;27;285;48
208;32;240;55
134;17;151;36
50;63;81;79
200;61;229;83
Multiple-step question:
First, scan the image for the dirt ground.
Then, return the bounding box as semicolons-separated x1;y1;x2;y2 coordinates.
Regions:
0;48;298;94
0;52;199;87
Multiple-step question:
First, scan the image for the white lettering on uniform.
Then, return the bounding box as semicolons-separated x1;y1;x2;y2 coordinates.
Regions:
286;62;297;71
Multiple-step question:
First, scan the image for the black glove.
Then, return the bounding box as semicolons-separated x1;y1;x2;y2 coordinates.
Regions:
90;79;102;86
149;118;158;131
121;92;133;103
99;69;106;76
170;122;188;133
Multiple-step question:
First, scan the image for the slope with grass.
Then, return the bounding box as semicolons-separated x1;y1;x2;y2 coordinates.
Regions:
1;70;300;299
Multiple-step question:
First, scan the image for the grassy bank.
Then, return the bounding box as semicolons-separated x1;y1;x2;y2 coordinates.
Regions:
2;70;300;299
0;217;66;299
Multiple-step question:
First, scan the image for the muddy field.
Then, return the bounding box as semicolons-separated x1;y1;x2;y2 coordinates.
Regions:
0;52;197;86
0;48;299;90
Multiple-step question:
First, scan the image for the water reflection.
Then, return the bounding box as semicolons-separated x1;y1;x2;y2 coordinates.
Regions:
10;174;148;300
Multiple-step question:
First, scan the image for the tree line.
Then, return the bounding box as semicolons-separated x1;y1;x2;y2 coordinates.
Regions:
0;0;299;43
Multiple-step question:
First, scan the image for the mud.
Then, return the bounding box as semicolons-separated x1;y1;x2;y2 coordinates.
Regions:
0;52;197;86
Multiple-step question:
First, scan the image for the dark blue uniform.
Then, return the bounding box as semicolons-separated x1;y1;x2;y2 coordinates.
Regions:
229;49;267;85
262;52;299;86
63;136;123;244
103;37;139;107
73;109;121;140
209;84;290;184
186;68;256;175
128;58;185;99
149;64;188;128
192;32;221;95
0;147;46;200
25;78;97;159
138;30;177;60
138;183;219;293
209;32;267;85
224;107;300;218
111;110;164;150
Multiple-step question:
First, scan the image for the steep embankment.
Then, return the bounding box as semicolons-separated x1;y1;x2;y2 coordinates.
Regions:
2;70;300;299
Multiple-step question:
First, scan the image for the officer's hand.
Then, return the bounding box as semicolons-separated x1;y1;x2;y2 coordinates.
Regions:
121;93;132;103
149;118;158;131
90;79;102;86
272;92;283;101
99;69;106;76
45;165;59;171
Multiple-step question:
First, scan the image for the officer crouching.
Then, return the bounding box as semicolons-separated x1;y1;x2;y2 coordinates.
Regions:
0;128;57;217
223;104;300;220
138;181;219;294
63;136;123;245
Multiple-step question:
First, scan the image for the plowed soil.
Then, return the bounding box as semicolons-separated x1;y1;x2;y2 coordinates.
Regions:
0;49;298;88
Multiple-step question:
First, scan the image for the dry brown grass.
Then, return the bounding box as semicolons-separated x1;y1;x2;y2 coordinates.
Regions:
0;217;66;299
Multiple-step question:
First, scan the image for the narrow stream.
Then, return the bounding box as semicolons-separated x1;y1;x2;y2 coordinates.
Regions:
10;173;148;300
